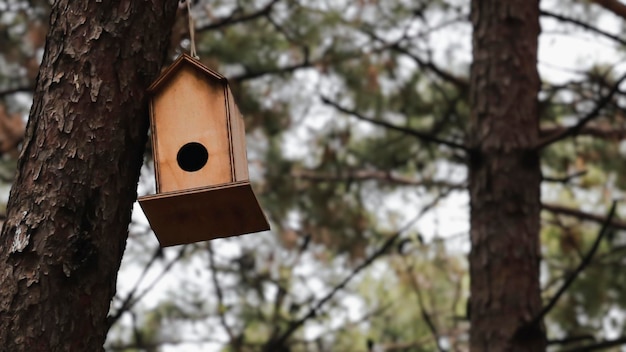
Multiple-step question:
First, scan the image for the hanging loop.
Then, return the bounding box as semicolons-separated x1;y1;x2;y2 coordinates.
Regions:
183;0;199;59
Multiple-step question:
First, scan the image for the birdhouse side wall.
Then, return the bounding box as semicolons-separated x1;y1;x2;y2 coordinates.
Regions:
226;86;249;182
151;65;233;193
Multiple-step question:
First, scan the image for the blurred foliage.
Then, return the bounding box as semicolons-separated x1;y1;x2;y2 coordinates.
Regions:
3;0;626;351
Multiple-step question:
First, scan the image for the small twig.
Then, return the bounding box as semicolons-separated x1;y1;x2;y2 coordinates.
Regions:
540;10;626;46
208;243;236;344
536;73;626;149
107;246;164;327
321;96;467;151
107;245;187;328
530;201;617;326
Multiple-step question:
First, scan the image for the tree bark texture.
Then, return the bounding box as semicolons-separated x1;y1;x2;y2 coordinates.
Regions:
0;1;179;350
468;1;546;351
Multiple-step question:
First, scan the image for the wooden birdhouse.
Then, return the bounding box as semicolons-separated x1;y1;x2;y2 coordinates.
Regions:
138;54;270;247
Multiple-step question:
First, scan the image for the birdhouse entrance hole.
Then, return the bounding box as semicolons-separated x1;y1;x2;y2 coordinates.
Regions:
177;142;209;172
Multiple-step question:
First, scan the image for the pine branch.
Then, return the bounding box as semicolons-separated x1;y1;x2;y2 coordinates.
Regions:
542;203;626;230
536;73;626;149
362;27;468;90
391;44;468;91
321;96;468;151
267;230;401;349
540;10;626;45
266;189;453;349
530;201;617;326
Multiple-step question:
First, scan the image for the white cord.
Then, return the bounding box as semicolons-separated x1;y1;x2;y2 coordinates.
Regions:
186;0;199;59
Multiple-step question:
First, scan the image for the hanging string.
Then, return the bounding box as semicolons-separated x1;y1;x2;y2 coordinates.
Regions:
186;0;199;59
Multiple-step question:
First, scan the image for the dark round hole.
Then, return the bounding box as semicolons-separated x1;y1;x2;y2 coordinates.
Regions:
177;142;209;172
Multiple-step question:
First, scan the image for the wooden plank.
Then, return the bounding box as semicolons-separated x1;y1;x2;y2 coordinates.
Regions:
138;181;270;246
227;86;250;182
151;64;232;192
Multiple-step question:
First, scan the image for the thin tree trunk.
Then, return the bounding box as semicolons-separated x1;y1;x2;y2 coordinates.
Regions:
0;1;178;350
468;1;546;351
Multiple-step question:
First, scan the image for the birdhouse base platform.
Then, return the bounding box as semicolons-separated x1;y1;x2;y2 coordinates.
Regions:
138;181;270;247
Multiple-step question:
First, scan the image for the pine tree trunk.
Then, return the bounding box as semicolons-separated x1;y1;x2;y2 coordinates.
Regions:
0;1;179;350
468;1;546;350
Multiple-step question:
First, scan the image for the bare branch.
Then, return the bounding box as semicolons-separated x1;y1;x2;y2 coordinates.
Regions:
321;96;467;151
540;10;626;46
536;73;626;149
589;0;626;20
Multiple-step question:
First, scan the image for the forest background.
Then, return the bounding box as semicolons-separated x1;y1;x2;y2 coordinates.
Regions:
2;0;626;351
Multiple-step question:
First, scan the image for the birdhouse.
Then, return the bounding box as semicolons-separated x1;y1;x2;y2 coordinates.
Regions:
138;54;270;247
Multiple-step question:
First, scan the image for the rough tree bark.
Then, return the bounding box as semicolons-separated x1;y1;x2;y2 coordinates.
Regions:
0;1;179;350
468;1;546;351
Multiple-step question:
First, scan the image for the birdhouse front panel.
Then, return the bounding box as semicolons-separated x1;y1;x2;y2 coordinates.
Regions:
151;64;233;193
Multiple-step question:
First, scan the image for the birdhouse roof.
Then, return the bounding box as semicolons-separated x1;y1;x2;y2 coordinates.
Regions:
148;53;227;94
